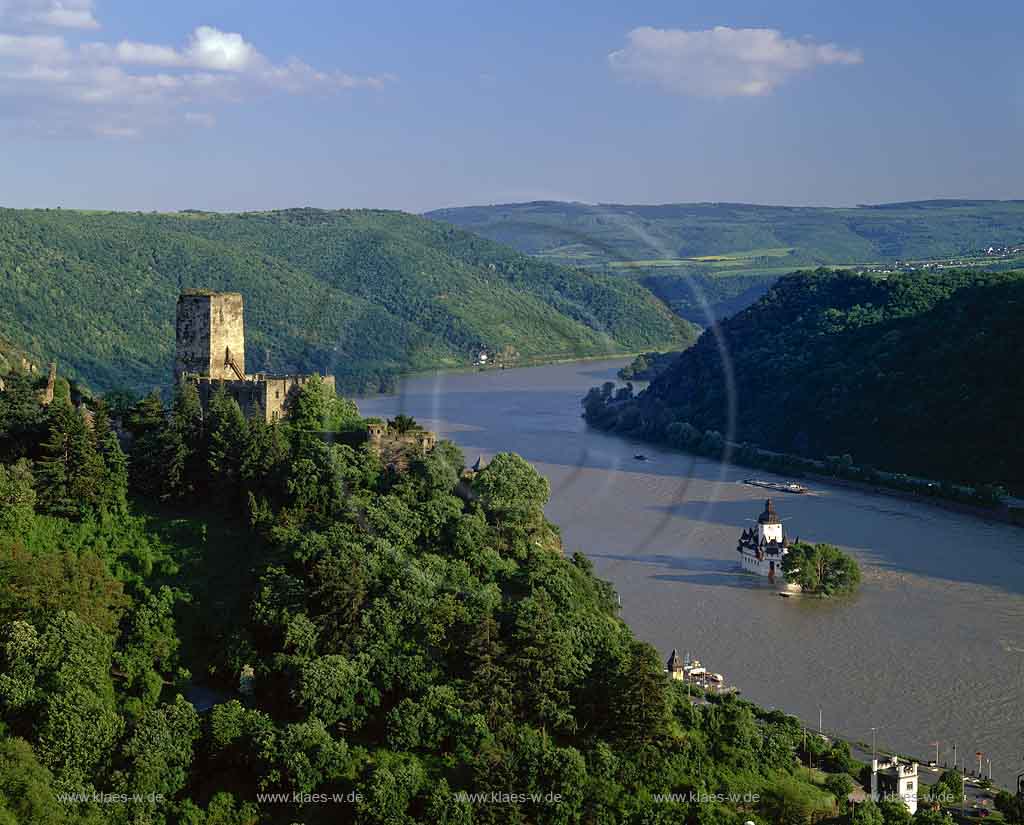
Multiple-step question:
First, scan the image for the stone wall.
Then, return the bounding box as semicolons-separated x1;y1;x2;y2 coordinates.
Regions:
260;374;337;422
192;374;337;422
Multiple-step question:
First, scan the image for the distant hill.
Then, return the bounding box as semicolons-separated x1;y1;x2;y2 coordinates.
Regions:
426;200;1024;323
0;208;696;394
583;269;1024;488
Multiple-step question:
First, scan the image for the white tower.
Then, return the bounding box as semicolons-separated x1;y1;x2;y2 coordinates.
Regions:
756;499;784;544
871;757;918;815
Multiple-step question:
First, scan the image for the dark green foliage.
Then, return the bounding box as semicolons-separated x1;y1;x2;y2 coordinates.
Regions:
878;797;913;825
0;208;693;394
0;373;46;462
584;269;1024;490
0;374;853;823
782;542;861;596
0;460;35;538
824;770;854;801
931;769;964;806
34;400;107;518
618;350;681;381
851;799;886;825
994;789;1024;823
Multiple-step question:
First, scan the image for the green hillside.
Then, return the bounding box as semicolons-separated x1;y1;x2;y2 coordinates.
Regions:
427;200;1024;322
0;376;852;824
584;269;1024;489
0;208;695;394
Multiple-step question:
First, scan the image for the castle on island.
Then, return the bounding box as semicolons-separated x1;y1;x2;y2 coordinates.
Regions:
736;498;800;590
175;289;335;422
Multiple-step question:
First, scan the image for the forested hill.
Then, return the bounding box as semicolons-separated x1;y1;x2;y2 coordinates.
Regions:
426;200;1024;323
427;199;1024;264
0;208;695;393
584;269;1024;488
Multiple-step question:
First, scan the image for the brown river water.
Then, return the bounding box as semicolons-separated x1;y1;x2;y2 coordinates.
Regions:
357;359;1024;785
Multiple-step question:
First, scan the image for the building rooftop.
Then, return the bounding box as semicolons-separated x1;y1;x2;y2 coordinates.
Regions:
179;288;243;298
758;498;781;524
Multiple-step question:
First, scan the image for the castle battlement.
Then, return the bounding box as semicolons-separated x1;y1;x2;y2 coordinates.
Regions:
175;291;333;422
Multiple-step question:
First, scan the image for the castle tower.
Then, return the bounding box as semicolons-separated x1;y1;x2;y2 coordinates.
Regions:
756;498;784;544
666;649;685;680
175;290;246;382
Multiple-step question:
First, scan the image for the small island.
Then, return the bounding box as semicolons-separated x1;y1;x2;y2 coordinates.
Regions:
617;350;680;381
782;541;861;596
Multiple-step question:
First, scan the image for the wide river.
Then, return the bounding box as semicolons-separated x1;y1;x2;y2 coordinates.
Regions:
358;359;1024;785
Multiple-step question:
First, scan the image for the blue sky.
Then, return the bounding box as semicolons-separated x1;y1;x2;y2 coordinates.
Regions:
0;0;1021;212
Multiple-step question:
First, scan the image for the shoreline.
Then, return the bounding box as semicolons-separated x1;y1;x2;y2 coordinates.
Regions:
355;352;636;397
794;470;1024;528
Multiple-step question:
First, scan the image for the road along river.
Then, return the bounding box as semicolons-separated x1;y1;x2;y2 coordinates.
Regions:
357;359;1024;786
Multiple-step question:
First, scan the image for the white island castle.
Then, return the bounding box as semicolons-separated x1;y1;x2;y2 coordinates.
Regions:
737;499;800;591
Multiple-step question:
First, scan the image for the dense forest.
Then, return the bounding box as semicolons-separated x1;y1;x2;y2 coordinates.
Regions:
0;364;962;824
427;200;1024;323
0;208;696;395
583;269;1024;491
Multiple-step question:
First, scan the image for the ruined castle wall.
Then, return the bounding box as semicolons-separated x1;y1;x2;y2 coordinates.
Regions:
262;374;337;422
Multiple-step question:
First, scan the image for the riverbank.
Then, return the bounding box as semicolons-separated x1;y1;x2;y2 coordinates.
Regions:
582;387;1019;526
795;470;1024;528
356;348;668;397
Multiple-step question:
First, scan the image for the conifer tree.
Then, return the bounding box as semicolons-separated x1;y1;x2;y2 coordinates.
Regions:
34;400;103;518
0;372;45;461
91;400;128;514
161;383;204;501
464;614;514;730
206;384;248;504
510;588;579;737
612;640;669;747
242;417;290;504
126;391;167;497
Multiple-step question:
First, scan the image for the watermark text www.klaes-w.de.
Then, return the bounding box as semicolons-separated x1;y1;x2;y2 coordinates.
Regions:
454;791;564;805
55;792;165;805
256;791;364;804
652;791;761;804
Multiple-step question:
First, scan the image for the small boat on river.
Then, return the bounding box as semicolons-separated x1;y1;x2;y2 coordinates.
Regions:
743;479;806;494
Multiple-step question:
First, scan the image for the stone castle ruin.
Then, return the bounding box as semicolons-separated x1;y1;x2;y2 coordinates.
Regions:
175;290;334;422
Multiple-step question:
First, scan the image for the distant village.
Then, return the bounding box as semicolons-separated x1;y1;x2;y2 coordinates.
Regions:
857;241;1024;275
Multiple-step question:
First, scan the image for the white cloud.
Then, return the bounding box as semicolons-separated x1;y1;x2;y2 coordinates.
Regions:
0;0;98;29
185;25;258;71
609;25;862;97
0;16;393;137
